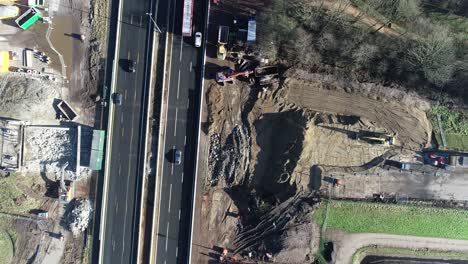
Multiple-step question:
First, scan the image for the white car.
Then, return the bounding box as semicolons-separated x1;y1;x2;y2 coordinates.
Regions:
195;32;202;47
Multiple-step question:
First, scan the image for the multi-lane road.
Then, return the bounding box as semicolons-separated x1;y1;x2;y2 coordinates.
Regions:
98;0;207;262
153;0;207;262
99;0;155;262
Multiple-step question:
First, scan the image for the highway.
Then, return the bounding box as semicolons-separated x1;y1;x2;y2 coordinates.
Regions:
99;0;155;262
154;0;207;263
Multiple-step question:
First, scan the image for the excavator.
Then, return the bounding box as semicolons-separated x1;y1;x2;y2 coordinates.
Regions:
355;130;395;146
57;162;73;204
216;69;253;85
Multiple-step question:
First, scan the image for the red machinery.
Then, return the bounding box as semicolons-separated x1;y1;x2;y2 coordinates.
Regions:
216;69;253;84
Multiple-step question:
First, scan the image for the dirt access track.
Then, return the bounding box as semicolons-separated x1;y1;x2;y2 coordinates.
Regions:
285;72;432;150
327;230;468;264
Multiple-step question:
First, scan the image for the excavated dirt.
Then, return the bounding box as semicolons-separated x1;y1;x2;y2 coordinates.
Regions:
284;72;432;151
198;69;433;261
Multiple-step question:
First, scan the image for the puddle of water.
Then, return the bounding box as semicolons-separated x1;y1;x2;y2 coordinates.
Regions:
50;16;83;80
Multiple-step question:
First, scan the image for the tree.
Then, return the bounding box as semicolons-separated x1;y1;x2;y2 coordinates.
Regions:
364;0;421;21
406;21;456;87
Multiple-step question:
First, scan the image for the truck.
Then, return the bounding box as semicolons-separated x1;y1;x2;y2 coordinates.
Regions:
217;25;229;60
449;155;468;168
57;100;79;121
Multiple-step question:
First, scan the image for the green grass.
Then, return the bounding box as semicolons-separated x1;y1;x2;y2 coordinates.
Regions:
428;12;468;39
313;200;468;240
429;106;468;151
0;174;41;214
0;230;13;263
352;246;468;264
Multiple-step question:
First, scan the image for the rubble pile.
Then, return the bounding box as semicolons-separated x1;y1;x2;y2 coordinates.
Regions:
24;128;77;177
66;199;93;236
208;125;250;187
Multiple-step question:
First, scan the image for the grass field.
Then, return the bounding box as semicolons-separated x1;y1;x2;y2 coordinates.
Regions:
0;173;41;214
313;200;468;240
352;246;468;264
0;230;13;263
429;106;468;151
434;133;468;152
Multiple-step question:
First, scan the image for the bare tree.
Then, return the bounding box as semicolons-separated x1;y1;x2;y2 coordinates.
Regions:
406;21;456;86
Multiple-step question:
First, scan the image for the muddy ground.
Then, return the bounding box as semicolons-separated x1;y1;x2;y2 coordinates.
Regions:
194;63;433;263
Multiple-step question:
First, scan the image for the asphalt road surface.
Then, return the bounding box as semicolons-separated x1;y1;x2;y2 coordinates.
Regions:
100;0;154;262
154;0;207;263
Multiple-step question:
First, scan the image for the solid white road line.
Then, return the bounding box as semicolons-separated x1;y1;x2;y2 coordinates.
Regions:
177;70;181;99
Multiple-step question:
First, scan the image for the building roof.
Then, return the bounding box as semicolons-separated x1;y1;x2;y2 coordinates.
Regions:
0;51;9;72
0;6;19;19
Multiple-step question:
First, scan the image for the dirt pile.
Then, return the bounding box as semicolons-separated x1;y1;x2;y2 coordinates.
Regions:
284;73;432;150
0;75;61;124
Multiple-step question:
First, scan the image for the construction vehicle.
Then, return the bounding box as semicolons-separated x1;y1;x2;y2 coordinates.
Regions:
217;25;229;60
15;7;42;30
449;155;468;168
254;65;279;86
355;130;395;146
216;69;253;85
58;162;73;204
57;100;79;121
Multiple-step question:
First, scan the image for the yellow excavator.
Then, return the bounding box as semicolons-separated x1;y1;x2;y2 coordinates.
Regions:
355;130;395;146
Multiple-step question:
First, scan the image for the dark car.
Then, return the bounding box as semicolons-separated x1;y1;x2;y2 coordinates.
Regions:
113;93;122;106
174;149;182;165
128;60;136;73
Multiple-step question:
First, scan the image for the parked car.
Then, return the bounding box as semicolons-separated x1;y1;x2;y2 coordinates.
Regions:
195;32;202;47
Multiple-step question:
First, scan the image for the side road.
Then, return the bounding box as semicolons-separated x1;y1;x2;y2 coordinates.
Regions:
327;230;468;264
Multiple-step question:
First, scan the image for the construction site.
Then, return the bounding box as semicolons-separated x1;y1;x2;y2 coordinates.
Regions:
0;0;108;262
191;0;468;263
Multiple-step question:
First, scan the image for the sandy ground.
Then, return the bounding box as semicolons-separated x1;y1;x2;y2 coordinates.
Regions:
327;230;468;264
